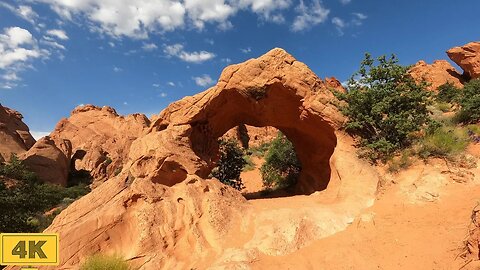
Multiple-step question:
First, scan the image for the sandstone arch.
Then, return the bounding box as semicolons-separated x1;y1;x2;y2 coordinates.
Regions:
35;48;380;270
128;48;345;194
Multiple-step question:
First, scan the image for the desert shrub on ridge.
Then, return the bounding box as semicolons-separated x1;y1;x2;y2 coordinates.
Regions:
336;53;432;161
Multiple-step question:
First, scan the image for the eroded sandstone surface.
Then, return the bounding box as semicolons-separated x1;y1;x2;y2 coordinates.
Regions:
0;104;35;162
448;41;480;80
38;48;380;269
49;105;151;186
409;60;464;91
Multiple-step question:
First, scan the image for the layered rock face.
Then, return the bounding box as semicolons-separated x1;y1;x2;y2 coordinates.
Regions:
49;105;150;186
409;60;464;90
324;77;347;93
21;137;71;186
223;125;278;148
39;48;380;269
0;104;35;162
447;41;480;80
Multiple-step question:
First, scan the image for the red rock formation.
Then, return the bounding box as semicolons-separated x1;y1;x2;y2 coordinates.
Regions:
447;41;480;80
131;48;344;193
38;48;380;270
0;104;35;161
49;105;150;186
21;137;70;186
325;77;347;93
409;60;464;91
223;125;278;148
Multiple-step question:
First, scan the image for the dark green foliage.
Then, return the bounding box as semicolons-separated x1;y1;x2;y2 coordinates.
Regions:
336;53;432;161
0;157;91;233
0;154;37;182
260;133;301;189
211;139;246;190
456;79;480;124
436;82;461;103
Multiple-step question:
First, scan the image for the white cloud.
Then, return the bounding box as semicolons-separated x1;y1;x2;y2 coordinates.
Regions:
332;17;346;35
241;47;252;54
113;66;122;72
352;12;368;26
292;0;330;32
193;74;215;87
30;131;50;140
339;0;352;5
46;29;69;40
0;3;39;24
159;92;167;98
221;58;232;63
34;0;320;38
167;81;175;86
152;83;160;87
142;43;158;51
0;27;49;88
164;44;215;63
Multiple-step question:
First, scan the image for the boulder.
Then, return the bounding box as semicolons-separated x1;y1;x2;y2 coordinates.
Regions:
21;136;70;186
447;41;480;80
409;60;464;91
0;104;35;161
49;105;150;186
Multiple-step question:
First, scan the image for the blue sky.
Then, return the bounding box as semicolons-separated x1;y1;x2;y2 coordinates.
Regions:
0;0;479;138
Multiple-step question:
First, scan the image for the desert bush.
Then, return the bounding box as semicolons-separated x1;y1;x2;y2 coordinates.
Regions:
0;157;91;233
336;53;432;161
435;102;452;113
80;254;130;270
211;139;246;190
436;82;461;103
457;79;480;124
419;126;469;158
242;155;255;171
387;150;413;173
0;154;37;182
249;142;271;157
260;133;301;189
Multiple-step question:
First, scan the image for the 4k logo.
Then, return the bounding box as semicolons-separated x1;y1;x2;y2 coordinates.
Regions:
0;233;59;266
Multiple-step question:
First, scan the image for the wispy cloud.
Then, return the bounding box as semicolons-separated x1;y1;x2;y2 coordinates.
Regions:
164;44;215;63
193;74;215;87
142;43;158;51
291;0;330;32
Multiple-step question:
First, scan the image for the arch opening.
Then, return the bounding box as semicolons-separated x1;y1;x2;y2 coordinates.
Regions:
188;82;338;195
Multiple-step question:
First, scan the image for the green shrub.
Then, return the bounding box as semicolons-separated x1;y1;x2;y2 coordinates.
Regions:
249;142;271;158
260;133;301;189
80;254;130;270
336;53;432;161
0;154;37;182
387;150;413;173
242;155;255;171
211;139;246;190
0;157;91;233
419;126;469;158
436;82;461;103
457;79;480;124
435;102;452;113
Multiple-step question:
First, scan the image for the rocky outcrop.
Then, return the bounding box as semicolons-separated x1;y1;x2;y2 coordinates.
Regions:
409;60;464;91
223;125;278;149
325;77;347;93
49;105;150;186
21;137;70;186
0;104;35;161
447;41;480;80
41;48;380;269
130;48;344;193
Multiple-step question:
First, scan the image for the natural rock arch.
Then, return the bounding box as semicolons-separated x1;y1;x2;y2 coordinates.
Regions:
128;48;344;194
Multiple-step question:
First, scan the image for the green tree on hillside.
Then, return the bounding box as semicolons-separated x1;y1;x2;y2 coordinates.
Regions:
336;53;432;161
211;139;246;190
